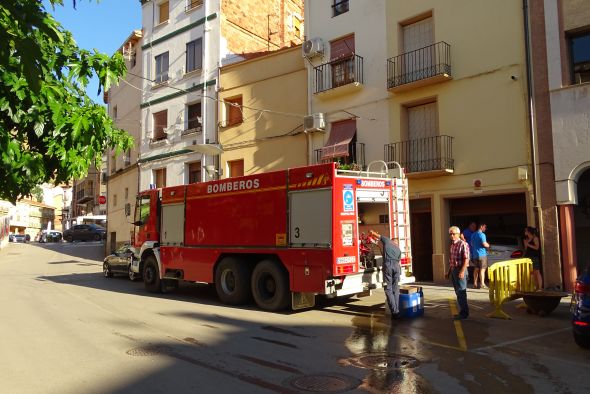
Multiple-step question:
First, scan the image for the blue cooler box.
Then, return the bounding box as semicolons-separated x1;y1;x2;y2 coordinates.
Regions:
399;287;424;318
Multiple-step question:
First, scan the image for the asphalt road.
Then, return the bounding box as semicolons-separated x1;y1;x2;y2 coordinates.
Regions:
1;242;589;393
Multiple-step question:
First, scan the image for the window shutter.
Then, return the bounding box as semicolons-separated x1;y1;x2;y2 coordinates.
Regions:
330;35;355;61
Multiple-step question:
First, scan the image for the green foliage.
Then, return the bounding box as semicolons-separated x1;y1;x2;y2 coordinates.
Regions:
31;185;43;202
0;1;133;203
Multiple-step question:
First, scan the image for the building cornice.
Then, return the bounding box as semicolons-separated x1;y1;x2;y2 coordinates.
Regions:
141;13;218;50
140;79;216;108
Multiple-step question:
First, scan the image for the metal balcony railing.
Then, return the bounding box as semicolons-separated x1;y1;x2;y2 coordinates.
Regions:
384;135;454;174
387;41;451;89
314;54;364;94
76;187;94;203
314;142;365;167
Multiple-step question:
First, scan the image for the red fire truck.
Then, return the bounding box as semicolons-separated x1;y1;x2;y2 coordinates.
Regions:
129;161;413;311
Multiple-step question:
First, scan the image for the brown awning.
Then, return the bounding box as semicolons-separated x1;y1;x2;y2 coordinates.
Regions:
321;119;356;161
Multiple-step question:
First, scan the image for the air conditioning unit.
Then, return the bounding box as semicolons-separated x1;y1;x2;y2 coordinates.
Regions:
304;113;326;132
302;37;324;58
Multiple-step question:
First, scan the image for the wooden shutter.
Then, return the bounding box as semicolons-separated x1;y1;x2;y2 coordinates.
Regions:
330;35;355;61
159;1;169;24
188;161;201;184
402;17;433;52
153;110;167;140
229;160;244;177
226;97;243;126
408;102;437;140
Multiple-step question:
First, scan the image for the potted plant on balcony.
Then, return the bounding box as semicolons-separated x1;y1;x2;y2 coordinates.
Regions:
335;161;362;171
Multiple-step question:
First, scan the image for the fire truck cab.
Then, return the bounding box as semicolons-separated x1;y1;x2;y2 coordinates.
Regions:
130;161;413;311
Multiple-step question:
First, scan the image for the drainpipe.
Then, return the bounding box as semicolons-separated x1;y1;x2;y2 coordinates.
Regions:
523;0;540;226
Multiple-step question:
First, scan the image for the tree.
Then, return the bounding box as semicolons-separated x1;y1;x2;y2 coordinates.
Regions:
0;1;133;204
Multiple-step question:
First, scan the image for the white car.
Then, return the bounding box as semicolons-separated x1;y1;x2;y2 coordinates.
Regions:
486;235;524;266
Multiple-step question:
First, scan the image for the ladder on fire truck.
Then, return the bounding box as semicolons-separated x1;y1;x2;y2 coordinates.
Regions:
338;161;412;276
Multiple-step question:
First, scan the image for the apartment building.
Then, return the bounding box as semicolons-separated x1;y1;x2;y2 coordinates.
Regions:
540;0;590;290
218;45;307;176
304;1;551;284
105;30;143;252
70;164;105;223
138;0;303;190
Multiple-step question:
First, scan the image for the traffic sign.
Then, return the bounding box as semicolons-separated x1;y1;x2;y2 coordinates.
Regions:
98;195;106;204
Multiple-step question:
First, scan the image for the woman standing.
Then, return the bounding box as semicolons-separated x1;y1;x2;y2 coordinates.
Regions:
524;226;542;290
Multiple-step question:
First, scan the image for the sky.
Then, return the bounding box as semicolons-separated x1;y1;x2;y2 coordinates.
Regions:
44;0;142;102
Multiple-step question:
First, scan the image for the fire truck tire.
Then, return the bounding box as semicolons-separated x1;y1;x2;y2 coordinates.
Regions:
215;257;252;305
143;256;162;293
251;260;290;311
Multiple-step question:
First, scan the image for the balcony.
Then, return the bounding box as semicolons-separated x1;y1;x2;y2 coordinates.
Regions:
314;142;366;168
387;42;452;93
314;54;364;97
76;185;94;204
384;135;454;178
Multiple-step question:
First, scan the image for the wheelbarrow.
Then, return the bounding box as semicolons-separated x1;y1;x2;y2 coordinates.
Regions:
516;291;570;317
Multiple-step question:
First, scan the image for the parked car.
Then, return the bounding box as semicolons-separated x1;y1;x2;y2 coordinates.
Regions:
103;244;139;281
10;234;27;243
63;224;106;242
572;265;590;349
39;230;62;243
486;235;523;266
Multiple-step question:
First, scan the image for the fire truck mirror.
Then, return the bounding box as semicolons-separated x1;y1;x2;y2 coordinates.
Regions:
132;220;144;227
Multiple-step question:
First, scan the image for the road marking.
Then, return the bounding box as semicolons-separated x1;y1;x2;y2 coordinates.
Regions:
471;327;570;353
449;298;468;351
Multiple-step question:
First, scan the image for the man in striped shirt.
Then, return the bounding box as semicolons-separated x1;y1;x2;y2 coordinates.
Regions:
446;226;470;320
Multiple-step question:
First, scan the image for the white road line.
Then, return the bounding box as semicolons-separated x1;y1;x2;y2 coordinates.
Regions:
471;327;570;353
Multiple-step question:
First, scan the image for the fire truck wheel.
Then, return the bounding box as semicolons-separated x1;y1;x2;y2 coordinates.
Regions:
251;260;289;311
215;257;252;305
143;256;161;293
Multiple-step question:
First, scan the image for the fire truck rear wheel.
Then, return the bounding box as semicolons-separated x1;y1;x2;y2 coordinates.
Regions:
143;256;161;293
215;257;252;305
251;260;289;311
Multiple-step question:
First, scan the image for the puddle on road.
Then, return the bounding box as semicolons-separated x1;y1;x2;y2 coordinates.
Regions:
340;310;536;393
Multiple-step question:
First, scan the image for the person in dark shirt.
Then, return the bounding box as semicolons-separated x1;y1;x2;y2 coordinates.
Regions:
524;226;542;290
369;230;402;320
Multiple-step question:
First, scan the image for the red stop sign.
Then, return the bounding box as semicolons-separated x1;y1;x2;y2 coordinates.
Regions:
98;195;107;204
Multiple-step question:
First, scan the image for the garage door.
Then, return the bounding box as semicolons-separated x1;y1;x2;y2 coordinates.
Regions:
449;193;527;237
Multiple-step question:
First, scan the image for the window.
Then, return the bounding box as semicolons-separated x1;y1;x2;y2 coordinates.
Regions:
320;119;356;162
292;14;303;39
188;161;201;184
186;103;202;132
113;105;118;119
113;194;118;207
228;159;244;178
401;17;434;83
405;101;438;172
186;0;203;11
225;96;243;126
152;110;167;141
332;0;349;17
124;187;129;200
379;214;389;224
154;168;167;188
186;38;203;72
155;52;169;83
570;31;590;84
135;194;151;224
330;35;355;88
110;154;116;174
124;149;131;166
158;1;169;24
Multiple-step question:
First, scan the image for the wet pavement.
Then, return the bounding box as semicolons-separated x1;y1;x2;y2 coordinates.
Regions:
1;242;588;393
